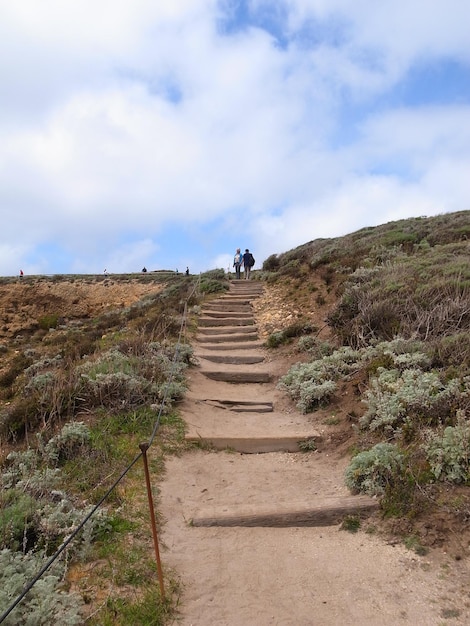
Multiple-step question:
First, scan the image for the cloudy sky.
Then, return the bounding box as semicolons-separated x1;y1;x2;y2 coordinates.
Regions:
1;0;469;276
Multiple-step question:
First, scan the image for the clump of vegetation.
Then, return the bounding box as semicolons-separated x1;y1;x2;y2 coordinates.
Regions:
272;219;470;525
0;423;108;556
38;314;60;330
278;346;362;413
262;254;281;272
0;549;84;625
344;443;405;497
340;515;361;533
328;242;470;347
198;269;229;294
403;535;428;556
424;411;470;484
360;368;466;434
297;336;335;357
298;437;317;452
0;272;196;623
266;322;315;348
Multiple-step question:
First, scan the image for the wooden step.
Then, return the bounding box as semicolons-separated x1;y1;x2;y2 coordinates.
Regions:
201;311;254;319
201;399;273;412
198;354;265;364
198;326;257;335
202;304;252;312
199;317;255;327
186;435;317;453
191;495;379;527
196;342;264;351
197;333;259;343
202;371;271;383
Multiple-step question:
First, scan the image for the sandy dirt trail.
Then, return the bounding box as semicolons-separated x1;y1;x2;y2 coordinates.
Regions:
158;281;470;625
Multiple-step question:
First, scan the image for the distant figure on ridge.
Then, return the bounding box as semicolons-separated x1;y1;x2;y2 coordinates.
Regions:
233;248;242;279
19;269;24;278
185;267;190;276
242;249;255;280
142;267;147;273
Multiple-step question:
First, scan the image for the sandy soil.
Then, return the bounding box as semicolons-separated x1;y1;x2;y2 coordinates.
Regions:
0;276;160;339
157;282;470;625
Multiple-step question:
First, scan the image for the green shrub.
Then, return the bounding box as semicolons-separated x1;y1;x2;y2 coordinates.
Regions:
266;324;315;349
266;331;285;348
199;279;228;295
38;314;59;330
425;412;470;483
0;396;41;441
340;515;361;533
262;254;280;271
345;443;405;496
297;336;334;357
0;353;33;388
0;490;36;551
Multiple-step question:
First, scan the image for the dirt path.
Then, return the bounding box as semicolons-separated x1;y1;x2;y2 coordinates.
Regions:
158;281;470;625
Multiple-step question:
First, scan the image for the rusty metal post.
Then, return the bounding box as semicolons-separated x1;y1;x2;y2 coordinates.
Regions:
139;442;165;600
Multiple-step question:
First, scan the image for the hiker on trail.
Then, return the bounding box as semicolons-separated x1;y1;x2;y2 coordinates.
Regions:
233;248;243;279
185;267;189;276
242;249;255;280
19;269;24;278
142;267;147;273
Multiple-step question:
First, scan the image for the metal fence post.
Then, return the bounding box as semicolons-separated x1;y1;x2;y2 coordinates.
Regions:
139;442;165;600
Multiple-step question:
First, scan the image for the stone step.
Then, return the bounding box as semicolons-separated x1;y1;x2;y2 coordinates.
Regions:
190;495;379;527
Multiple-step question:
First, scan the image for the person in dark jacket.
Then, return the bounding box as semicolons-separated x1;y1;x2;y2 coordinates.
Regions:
242;249;254;280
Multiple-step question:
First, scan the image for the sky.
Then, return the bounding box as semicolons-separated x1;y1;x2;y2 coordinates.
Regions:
1;0;469;276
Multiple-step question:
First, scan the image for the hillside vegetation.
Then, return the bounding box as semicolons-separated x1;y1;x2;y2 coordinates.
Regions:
0;269;227;624
0;209;469;623
260;209;470;543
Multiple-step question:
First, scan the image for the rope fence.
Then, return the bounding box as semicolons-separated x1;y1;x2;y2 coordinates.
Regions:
0;275;201;624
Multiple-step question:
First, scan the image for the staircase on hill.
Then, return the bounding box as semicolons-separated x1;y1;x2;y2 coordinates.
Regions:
182;279;378;525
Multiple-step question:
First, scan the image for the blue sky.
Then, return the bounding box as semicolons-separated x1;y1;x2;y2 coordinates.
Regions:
1;0;469;276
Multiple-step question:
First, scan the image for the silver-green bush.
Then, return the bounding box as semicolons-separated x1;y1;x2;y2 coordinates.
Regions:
424;411;470;483
344;443;405;496
360;368;466;434
0;549;83;625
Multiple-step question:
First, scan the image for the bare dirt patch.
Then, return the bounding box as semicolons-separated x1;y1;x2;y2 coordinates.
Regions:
0;277;161;339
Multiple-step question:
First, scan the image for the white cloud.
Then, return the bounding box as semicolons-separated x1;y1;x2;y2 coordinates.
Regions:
0;0;469;275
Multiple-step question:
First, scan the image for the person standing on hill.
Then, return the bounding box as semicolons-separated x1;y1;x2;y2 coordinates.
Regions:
233;248;243;279
242;249;255;280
